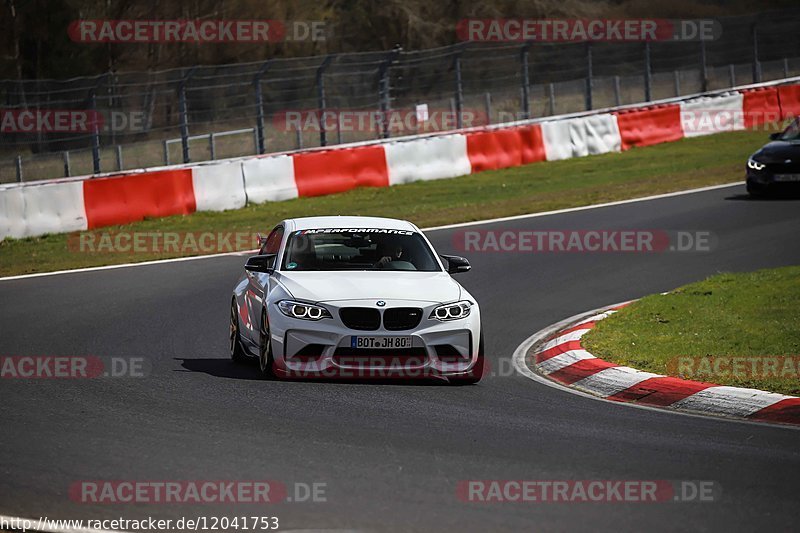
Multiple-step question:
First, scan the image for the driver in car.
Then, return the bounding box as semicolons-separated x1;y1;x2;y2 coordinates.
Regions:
374;239;405;268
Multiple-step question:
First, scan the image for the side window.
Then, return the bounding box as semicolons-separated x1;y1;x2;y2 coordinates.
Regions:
260;225;284;255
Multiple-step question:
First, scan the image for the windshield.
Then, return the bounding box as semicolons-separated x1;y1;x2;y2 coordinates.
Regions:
281;229;441;272
776;118;800;141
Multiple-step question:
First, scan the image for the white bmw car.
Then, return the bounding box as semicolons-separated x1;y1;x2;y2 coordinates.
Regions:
230;216;484;383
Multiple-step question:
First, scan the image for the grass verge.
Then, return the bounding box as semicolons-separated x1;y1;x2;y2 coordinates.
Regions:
0;128;773;277
583;266;800;396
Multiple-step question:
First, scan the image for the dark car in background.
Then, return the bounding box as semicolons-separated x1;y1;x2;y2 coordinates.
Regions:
746;117;800;196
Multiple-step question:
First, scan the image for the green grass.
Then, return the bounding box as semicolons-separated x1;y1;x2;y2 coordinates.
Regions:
0;128;775;277
583;266;800;396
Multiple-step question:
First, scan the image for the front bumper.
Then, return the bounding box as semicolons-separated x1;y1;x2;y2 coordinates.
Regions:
747;166;800;193
268;298;481;380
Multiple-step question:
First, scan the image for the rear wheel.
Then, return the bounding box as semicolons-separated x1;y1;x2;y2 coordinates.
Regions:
259;310;275;378
448;329;485;385
230;299;247;363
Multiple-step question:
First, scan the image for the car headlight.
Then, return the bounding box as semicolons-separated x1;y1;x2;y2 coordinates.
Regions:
430;300;473;321
277;300;332;321
747;157;766;171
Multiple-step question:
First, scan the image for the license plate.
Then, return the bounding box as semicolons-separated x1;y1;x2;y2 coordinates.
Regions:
350;336;412;349
774;174;800;182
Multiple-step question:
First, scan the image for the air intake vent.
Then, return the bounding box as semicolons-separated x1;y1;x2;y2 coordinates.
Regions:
340;307;381;330
383;307;423;330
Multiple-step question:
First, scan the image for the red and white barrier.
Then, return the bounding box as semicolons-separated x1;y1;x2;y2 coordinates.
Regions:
541;114;622;161
192;161;246;212
584;113;622;155
465;125;546;172
82;169;196;229
0;181;87;239
680;94;745;137
741;88;782;128
2;81;799;242
293;145;389;197
615;105;683;150
241;155;298;204
385;134;471;185
777;84;800;119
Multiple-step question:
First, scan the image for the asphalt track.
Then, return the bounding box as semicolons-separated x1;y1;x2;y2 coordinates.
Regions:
1;183;799;532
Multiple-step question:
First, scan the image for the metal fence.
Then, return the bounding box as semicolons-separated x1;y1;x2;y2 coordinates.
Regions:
2;9;800;183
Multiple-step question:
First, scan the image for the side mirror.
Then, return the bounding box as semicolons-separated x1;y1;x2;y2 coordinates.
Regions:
769;132;781;140
441;254;471;275
245;253;277;273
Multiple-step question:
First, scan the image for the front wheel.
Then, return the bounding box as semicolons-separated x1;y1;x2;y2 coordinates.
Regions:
259;310;275;378
230;299;247;363
747;181;767;198
448;330;485;385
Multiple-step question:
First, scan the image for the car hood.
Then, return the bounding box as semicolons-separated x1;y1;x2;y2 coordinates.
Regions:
754;141;800;163
276;271;462;304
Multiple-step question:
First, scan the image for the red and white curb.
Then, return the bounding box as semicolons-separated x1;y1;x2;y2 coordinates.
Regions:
514;302;800;427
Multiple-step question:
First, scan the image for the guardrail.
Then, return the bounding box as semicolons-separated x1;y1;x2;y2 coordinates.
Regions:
2;77;798;243
2;8;799;183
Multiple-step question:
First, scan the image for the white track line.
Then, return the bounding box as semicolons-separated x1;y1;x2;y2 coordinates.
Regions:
0;181;743;282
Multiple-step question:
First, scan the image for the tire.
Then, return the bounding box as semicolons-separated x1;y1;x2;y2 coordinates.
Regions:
747;181;767;198
258;309;275;378
230;299;247;363
448;329;485;385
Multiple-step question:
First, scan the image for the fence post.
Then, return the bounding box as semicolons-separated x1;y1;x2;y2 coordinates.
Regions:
295;127;303;150
784;58;790;78
88;89;101;174
700;39;708;92
729;64;735;87
178;67;196;164
209;133;216;160
548;82;555;115
752;23;761;83
15;155;22;183
673;70;681;96
253;61;271;155
644;41;652;102
454;50;464;129
585;42;593;111
63;151;70;177
115;145;123;170
163;140;170;165
316;55;334;147
520;42;531;119
378;46;401;139
613;76;621;106
484;92;492;125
